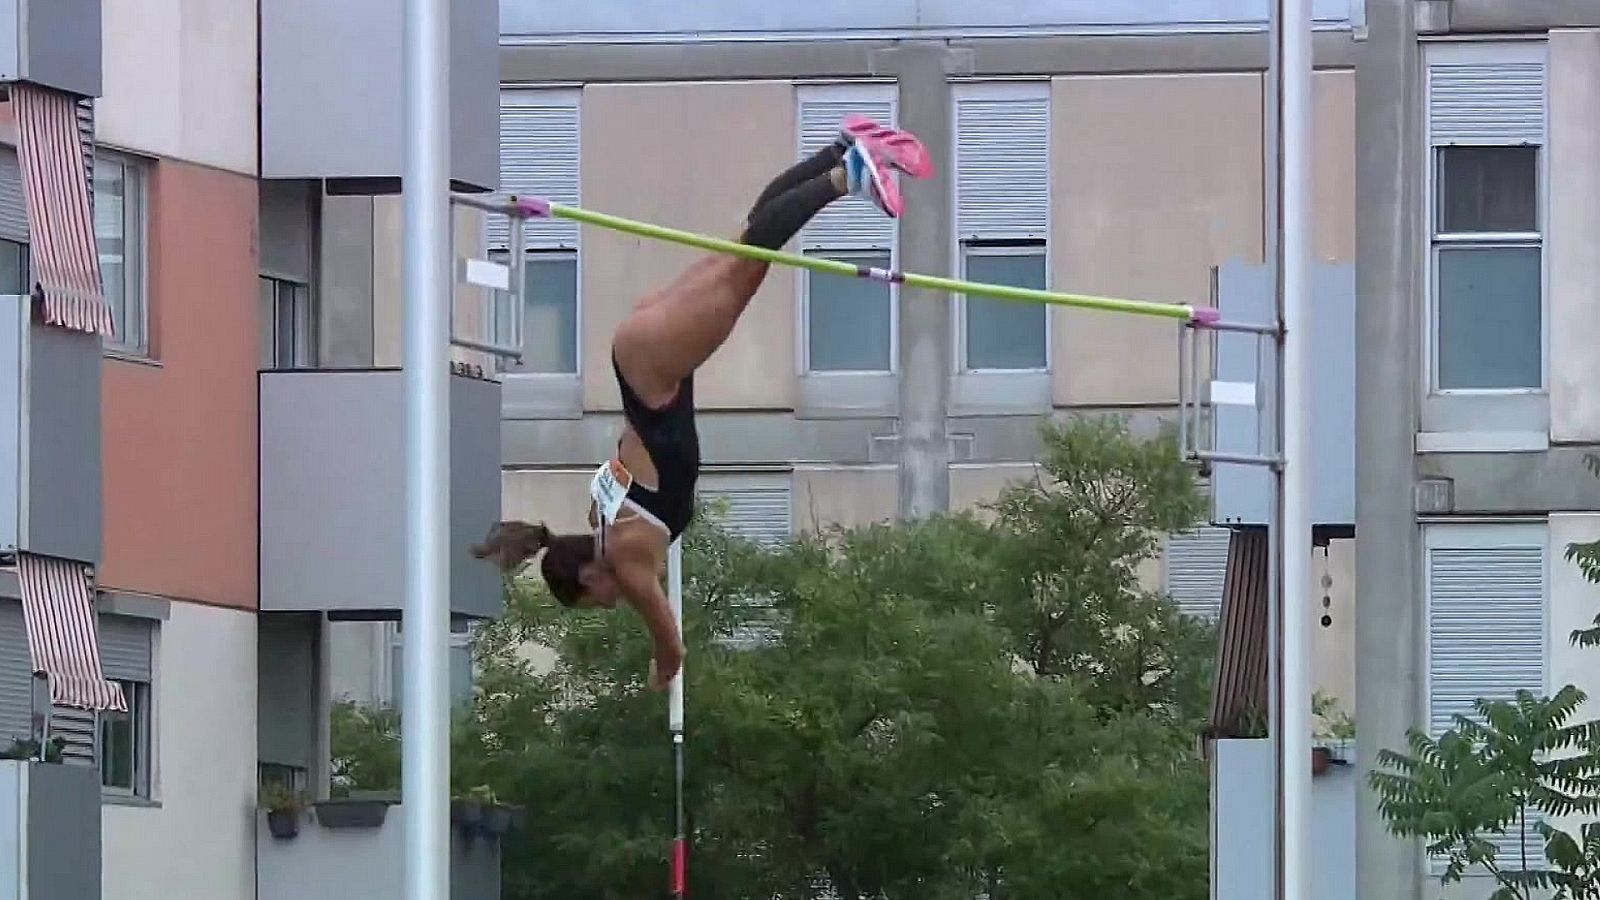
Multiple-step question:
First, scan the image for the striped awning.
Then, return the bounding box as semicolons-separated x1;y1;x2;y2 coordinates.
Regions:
11;84;111;337
17;553;124;712
1207;526;1269;738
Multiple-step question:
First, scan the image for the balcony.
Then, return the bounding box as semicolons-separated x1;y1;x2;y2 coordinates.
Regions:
257;800;501;900
0;0;100;96
258;368;503;621
0;294;102;563
259;0;497;192
0;759;102;900
1208;259;1355;529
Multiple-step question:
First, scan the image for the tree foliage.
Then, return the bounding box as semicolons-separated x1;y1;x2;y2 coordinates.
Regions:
335;417;1216;899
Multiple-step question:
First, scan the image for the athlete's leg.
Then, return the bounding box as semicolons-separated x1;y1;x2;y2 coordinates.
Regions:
613;139;904;407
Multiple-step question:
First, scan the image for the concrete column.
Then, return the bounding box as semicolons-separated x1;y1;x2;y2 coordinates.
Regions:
317;192;377;368
1548;30;1600;444
877;40;956;520
1354;1;1424;898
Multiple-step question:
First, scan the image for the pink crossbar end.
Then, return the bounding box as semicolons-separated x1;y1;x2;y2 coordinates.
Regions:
509;196;552;219
1190;306;1222;328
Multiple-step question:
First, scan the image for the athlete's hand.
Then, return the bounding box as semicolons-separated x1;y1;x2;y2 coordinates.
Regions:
648;639;685;692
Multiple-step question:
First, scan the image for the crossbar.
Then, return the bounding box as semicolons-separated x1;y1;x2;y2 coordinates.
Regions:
502;196;1212;325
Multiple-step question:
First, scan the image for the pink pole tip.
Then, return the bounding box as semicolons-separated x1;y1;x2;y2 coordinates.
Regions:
509;196;552;218
1190;306;1222;328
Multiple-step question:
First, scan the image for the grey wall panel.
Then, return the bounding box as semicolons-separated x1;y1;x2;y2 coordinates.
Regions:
22;0;102;97
258;613;317;770
258;803;499;900
500;0;1358;38
0;297;20;555
261;0;497;190
260;371;503;619
23;761;101;900
1210;260;1355;527
259;181;316;282
24;320;102;562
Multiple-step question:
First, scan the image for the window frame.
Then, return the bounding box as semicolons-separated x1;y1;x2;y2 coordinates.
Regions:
99;678;152;800
956;240;1052;374
489;247;581;378
94;148;151;360
258;274;318;370
1417;41;1550;451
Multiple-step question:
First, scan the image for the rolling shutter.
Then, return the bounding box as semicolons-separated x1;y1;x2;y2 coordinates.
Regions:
0;149;29;244
700;483;793;549
48;706;95;767
1427;541;1545;865
1428;62;1545;146
489;90;579;251
0;602;34;747
797;91;896;252
98;615;153;683
1165;526;1232;620
955;92;1049;242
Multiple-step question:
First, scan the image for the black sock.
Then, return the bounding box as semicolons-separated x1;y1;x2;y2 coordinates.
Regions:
739;174;845;250
747;140;848;218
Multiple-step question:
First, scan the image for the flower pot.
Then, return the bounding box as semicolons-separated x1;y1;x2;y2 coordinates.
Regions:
450;799;484;830
266;809;300;839
1311;745;1334;777
314;799;390;829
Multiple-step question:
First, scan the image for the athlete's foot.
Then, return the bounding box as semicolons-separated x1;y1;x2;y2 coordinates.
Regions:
843;139;903;219
839;114;933;179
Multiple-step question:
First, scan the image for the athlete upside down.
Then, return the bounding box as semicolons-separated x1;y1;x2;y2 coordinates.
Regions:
471;115;932;690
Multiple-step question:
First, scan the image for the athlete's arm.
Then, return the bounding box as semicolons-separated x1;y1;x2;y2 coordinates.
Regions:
611;540;685;691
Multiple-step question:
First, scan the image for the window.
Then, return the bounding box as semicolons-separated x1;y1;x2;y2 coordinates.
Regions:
492;90;580;384
493;250;578;375
961;245;1048;371
797;88;897;375
100;680;151;798
94;151;148;356
953;84;1050;374
259;276;317;369
806;254;893;372
0;239;26;295
1431;146;1541;391
1424;522;1546;865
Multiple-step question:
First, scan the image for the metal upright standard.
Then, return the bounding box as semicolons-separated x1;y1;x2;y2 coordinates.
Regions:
667;540;687;898
400;0;451;895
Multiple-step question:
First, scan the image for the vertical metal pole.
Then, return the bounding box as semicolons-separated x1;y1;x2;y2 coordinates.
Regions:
1274;0;1315;898
401;0;450;895
668;540;686;898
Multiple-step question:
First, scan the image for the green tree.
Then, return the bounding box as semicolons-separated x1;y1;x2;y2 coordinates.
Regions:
340;418;1215;899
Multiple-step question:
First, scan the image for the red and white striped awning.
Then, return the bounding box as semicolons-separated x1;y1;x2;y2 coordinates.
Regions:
11;84;111;337
17;553;125;712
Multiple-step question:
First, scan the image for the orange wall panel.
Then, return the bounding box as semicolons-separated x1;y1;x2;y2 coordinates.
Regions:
100;160;258;609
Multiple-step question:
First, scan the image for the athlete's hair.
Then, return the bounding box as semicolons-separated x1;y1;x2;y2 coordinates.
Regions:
470;521;595;608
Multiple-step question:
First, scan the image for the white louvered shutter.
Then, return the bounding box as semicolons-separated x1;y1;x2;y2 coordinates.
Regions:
489;91;580;251
48;707;96;767
1428;542;1545;865
0;603;33;748
701;484;793;549
797;92;896;252
0;150;28;244
955;93;1049;242
1165;527;1232;620
1428;61;1545;146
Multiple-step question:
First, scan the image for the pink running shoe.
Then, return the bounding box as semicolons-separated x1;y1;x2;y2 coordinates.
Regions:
842;139;903;219
841;113;934;179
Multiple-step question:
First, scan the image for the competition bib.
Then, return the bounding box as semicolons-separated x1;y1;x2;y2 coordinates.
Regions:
589;457;633;526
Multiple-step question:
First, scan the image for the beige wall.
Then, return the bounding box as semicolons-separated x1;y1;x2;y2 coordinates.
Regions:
579;81;797;410
501;469;594;533
1049;70;1355;407
97;0;256;175
1547;31;1600;443
1313;538;1356;712
792;466;897;533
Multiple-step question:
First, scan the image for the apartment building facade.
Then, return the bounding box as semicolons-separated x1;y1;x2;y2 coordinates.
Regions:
1354;2;1600;898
